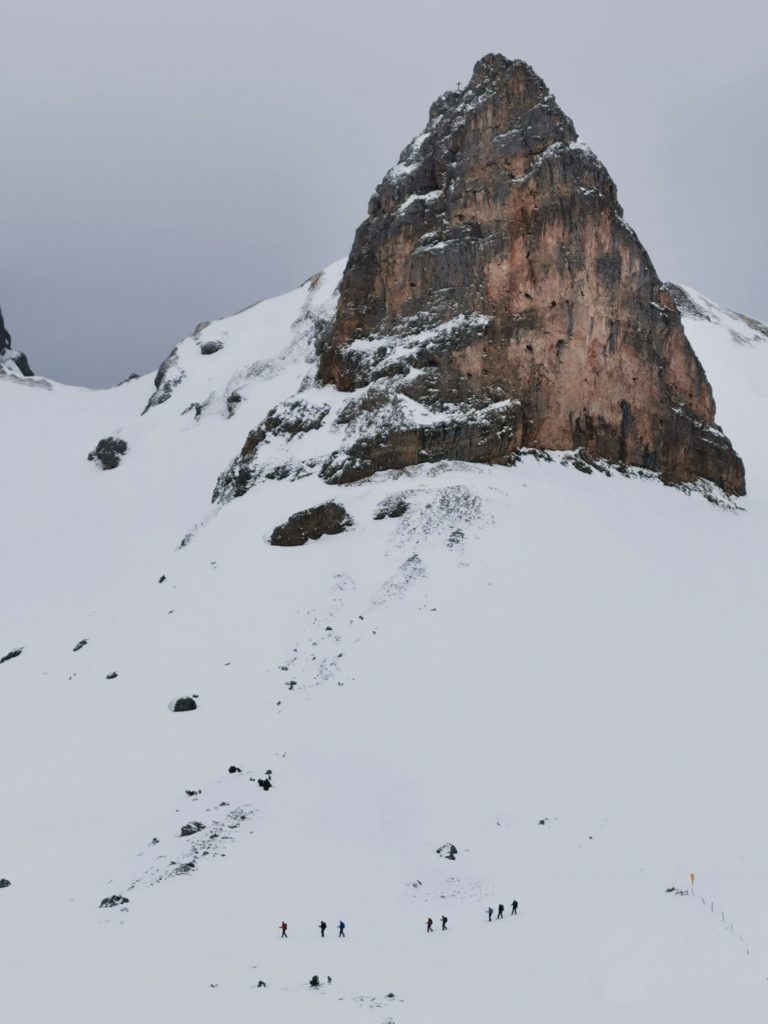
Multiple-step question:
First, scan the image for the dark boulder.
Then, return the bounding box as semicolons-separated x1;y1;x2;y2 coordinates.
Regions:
199;340;223;355
180;821;205;837
73;639;88;652
0;648;22;665
173;697;197;712
269;502;352;547
99;894;129;908
0;878;10;888
228;765;242;774
436;843;458;860
88;437;128;470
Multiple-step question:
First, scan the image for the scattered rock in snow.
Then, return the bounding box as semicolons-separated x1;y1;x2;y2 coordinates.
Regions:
185;789;201;797
257;777;272;791
225;391;242;418
436;843;458;860
173;697;197;712
373;495;410;520
105;671;118;679
198;340;223;355
73;639;88;652
180;821;206;838
269;501;353;547
158;574;166;583
0;878;11;888
228;766;242;774
0;647;22;665
87;436;128;470
99;894;129;908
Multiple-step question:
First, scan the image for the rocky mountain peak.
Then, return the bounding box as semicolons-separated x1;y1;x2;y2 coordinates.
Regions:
0;305;33;378
311;55;744;495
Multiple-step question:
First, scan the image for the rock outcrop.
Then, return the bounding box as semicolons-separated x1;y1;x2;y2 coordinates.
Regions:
0;305;34;377
87;436;128;470
269;502;353;546
314;54;744;494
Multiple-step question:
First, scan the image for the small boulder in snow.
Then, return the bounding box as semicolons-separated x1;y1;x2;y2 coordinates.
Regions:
0;878;11;889
198;340;223;355
88;436;128;470
0;648;22;665
180;821;206;837
269;502;352;547
436;843;458;860
99;894;129;908
73;639;88;652
173;697;197;712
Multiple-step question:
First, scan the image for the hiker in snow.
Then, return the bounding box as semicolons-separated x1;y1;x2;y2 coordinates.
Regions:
511;899;518;915
487;907;493;922
441;915;448;931
309;975;320;988
319;920;327;938
426;917;433;933
497;903;504;920
280;921;288;938
338;920;346;937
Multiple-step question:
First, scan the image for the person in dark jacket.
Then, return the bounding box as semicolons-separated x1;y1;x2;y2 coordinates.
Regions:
441;915;448;931
497;903;504;919
280;921;288;938
319;920;327;937
487;907;493;922
338;920;346;937
511;899;518;915
426;917;433;933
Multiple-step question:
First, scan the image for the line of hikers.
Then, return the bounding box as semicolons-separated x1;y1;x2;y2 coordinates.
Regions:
280;920;346;938
280;903;519;939
487;901;518;921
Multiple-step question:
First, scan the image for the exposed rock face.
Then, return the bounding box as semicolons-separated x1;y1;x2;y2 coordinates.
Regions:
269;502;352;546
0;305;34;377
315;54;744;494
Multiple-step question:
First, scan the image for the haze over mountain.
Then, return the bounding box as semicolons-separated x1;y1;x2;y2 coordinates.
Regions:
2;53;768;1024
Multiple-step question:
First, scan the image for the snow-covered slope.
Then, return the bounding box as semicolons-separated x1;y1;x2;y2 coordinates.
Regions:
1;269;767;1023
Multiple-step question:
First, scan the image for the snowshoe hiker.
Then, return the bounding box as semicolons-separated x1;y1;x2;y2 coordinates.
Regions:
426;917;433;933
309;975;320;989
280;921;288;938
487;907;493;922
319;920;327;938
511;899;518;915
441;915;448;931
338;920;346;937
497;903;504;919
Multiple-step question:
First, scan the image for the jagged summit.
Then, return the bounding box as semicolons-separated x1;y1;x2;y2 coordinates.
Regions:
307;55;745;494
0;305;33;377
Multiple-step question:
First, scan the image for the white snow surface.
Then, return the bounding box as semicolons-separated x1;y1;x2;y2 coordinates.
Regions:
1;271;768;1023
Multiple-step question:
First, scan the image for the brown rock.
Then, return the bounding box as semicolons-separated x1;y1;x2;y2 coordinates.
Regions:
269;502;352;546
317;54;745;495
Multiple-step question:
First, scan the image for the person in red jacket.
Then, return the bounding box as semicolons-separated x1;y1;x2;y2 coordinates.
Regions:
280;921;288;938
426;917;433;932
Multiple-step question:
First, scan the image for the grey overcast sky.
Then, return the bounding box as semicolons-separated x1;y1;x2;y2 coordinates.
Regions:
2;0;766;386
